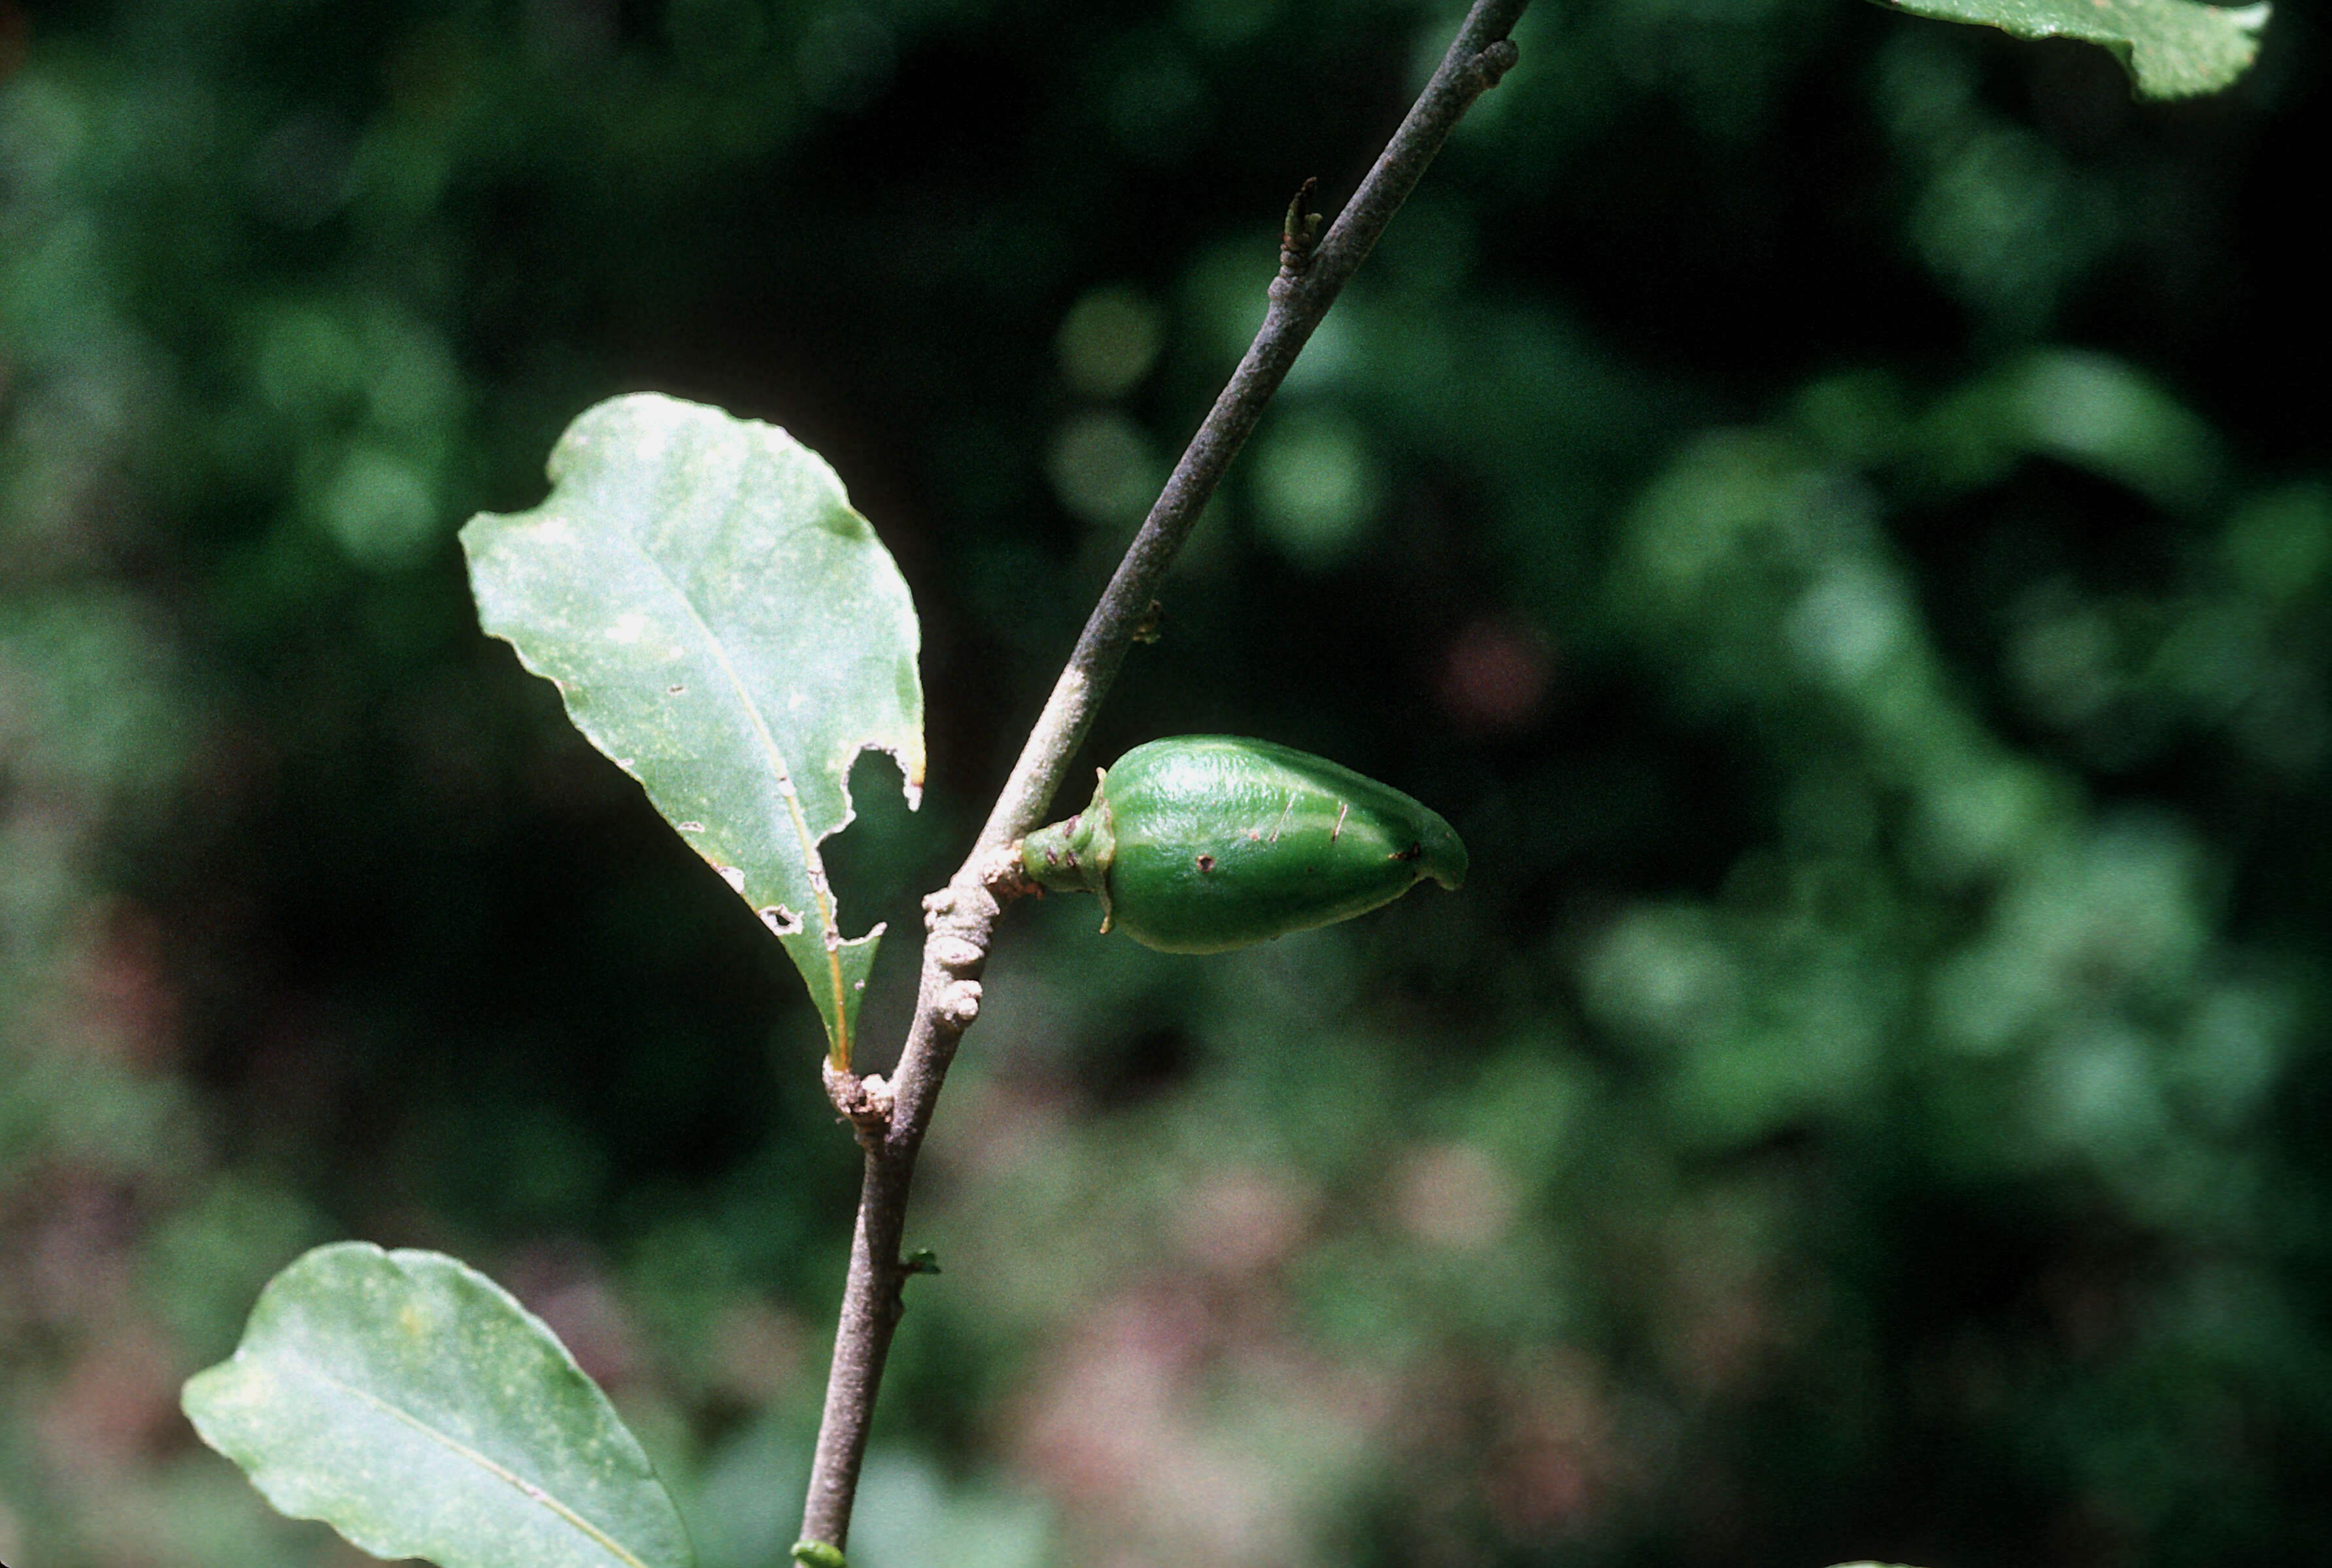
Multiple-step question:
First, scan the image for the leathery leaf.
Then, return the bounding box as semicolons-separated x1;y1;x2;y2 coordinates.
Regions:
1871;0;2267;100
182;1243;694;1568
462;393;923;1067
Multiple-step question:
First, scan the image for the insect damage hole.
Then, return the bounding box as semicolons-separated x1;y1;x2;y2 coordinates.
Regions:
1195;854;1216;873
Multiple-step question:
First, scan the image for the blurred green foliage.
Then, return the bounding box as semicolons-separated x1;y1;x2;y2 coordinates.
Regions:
1;1;2325;1565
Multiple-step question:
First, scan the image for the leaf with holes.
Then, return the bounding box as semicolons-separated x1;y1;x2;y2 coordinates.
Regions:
1872;0;2268;99
462;394;923;1067
182;1243;693;1568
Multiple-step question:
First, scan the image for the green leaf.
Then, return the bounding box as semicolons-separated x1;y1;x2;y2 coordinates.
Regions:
181;1242;693;1568
460;393;924;1068
1872;0;2268;98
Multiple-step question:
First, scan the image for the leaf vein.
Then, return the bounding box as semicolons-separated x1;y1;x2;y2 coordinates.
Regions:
288;1361;656;1568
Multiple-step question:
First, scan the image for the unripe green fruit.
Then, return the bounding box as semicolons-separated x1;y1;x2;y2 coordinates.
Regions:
1021;736;1466;954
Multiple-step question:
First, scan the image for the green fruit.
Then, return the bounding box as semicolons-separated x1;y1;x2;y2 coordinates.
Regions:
1021;736;1466;954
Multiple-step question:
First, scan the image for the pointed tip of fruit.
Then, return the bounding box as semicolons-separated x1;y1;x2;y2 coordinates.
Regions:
1421;813;1468;891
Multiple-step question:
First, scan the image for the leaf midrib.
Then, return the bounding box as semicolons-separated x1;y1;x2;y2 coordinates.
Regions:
632;493;851;1058
277;1356;660;1568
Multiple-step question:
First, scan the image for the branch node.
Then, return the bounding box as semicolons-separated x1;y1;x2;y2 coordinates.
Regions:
936;978;983;1031
973;843;1041;906
823;1062;894;1140
1473;39;1520;87
1279;176;1323;276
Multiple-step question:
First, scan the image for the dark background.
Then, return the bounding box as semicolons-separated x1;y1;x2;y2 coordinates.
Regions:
3;1;2327;1564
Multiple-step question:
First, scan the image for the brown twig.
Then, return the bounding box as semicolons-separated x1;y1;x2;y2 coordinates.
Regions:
796;3;1528;1554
